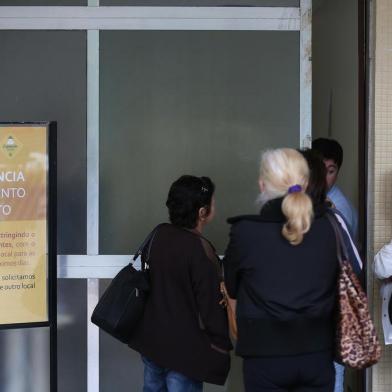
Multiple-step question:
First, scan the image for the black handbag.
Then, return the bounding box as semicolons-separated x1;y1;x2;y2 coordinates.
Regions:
91;224;162;343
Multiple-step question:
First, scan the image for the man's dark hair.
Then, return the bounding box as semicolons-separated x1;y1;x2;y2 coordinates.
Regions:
299;149;327;207
166;175;215;229
312;138;343;168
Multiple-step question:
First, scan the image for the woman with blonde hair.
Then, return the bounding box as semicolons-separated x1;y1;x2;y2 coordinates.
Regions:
224;148;338;392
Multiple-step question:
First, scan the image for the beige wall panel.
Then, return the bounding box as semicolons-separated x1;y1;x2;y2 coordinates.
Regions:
373;1;392;391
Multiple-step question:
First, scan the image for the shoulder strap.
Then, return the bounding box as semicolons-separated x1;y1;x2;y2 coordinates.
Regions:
181;228;222;276
132;223;166;270
181;227;217;252
326;212;349;265
198;233;217;255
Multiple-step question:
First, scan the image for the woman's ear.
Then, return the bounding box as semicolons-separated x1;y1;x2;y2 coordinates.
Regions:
198;207;208;221
258;178;265;193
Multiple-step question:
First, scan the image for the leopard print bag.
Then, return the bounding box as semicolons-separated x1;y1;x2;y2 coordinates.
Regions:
327;214;381;369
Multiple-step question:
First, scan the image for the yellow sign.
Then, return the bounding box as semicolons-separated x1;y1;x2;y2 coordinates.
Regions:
0;125;48;325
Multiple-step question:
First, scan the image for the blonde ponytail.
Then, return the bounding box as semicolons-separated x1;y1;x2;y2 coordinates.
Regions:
259;148;314;245
281;191;313;245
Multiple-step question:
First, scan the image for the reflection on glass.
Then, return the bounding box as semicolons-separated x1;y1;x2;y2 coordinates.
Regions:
100;31;299;254
0;31;87;254
58;279;87;392
0;328;49;392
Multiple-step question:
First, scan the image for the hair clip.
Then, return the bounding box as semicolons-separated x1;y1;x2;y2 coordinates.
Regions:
288;184;302;194
201;186;208;193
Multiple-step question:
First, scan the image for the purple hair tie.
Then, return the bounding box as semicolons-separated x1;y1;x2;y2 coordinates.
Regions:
288;184;302;194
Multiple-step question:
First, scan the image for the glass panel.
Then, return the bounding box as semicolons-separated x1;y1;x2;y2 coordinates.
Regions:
101;0;299;6
100;30;299;255
0;0;86;5
0;31;87;254
58;279;87;392
0;327;49;392
0;281;87;392
312;0;359;210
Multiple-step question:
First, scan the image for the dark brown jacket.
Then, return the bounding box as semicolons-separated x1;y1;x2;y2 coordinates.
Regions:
128;223;232;385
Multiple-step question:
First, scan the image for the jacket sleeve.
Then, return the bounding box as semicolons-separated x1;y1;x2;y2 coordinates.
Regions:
374;240;392;279
189;240;232;351
223;223;243;299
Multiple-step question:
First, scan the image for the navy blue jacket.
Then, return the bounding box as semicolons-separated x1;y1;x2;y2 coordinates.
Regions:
224;198;339;357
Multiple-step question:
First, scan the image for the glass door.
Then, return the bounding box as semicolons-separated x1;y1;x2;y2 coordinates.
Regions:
99;29;300;392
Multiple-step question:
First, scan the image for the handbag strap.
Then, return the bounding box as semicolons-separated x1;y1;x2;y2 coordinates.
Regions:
184;228;224;280
182;228;217;253
326;212;349;266
132;223;166;270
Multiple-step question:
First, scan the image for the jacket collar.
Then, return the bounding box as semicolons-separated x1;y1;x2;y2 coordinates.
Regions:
227;197;328;224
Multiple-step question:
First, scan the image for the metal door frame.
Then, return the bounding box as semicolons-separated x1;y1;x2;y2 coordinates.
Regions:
0;2;312;391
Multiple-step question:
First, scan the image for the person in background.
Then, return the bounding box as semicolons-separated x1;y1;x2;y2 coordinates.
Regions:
129;175;232;392
312;138;358;241
373;234;392;346
224;148;339;392
375;242;392;279
300;149;362;392
300;149;362;276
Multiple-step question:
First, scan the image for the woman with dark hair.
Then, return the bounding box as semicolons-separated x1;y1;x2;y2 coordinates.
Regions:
299;149;328;206
300;149;363;392
300;148;362;276
129;175;232;392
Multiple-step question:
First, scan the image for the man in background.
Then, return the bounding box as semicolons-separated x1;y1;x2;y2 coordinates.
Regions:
312;137;358;240
312;137;359;392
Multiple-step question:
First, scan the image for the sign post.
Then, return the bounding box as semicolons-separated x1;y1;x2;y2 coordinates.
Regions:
0;122;57;390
